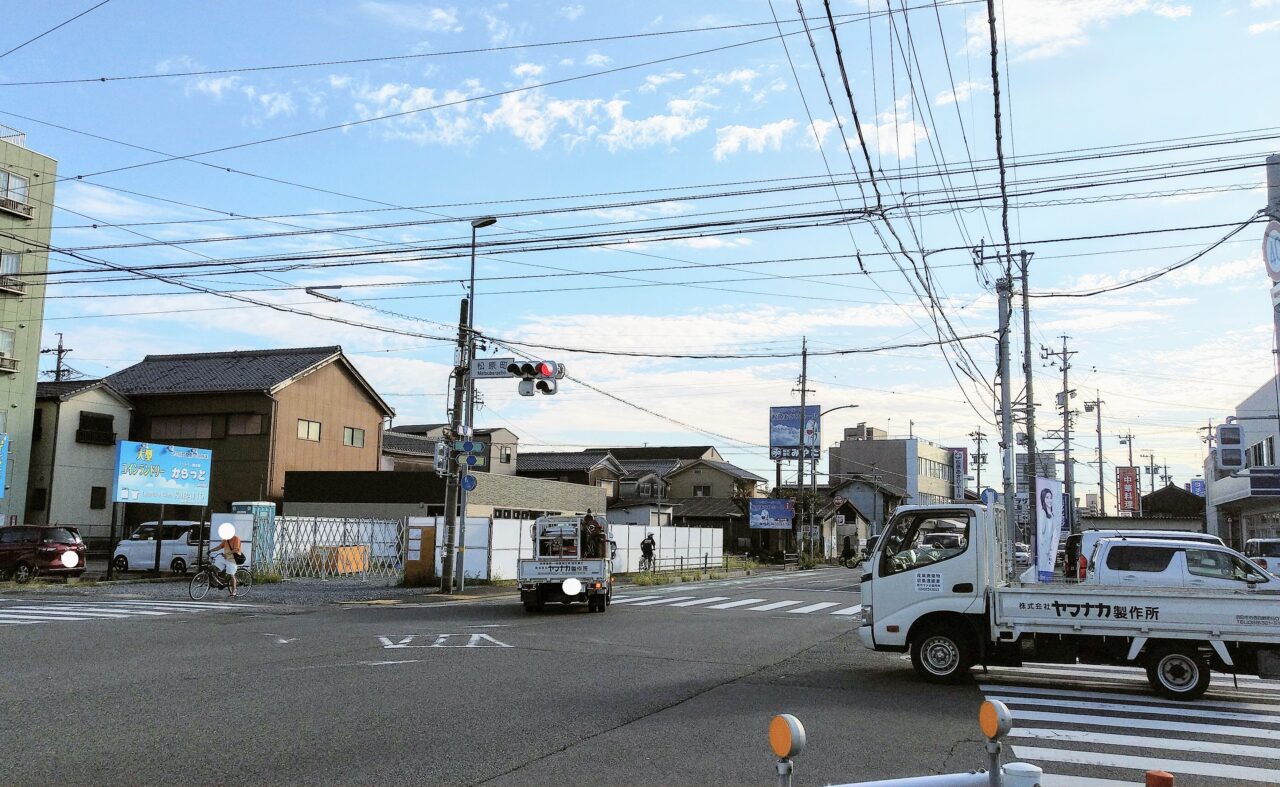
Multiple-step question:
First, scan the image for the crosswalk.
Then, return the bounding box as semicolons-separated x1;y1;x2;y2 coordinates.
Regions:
0;598;254;627
981;662;1280;785
611;592;862;617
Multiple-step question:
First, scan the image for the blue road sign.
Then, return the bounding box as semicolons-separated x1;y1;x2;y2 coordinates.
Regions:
980;487;998;506
461;474;478;492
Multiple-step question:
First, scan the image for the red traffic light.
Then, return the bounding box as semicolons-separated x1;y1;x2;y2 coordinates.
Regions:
536;361;555;378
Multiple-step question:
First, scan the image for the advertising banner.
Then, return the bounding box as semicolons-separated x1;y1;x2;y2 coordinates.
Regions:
749;498;795;530
113;440;213;506
1035;477;1064;582
1187;478;1206;497
769;405;820;460
0;434;9;500
1116;467;1139;512
947;447;968;500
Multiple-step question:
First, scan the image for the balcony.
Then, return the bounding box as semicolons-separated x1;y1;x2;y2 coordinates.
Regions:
0;196;33;220
0;275;25;296
75;429;117;446
0;355;19;374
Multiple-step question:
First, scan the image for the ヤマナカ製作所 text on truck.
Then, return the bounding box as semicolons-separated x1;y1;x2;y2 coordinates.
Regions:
857;503;1280;700
517;515;614;613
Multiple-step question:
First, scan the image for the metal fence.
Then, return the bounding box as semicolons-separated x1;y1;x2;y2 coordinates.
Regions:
255;516;405;580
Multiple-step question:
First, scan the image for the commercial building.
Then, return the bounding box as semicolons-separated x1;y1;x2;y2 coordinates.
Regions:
0;126;56;524
827;423;957;506
1205;376;1280;549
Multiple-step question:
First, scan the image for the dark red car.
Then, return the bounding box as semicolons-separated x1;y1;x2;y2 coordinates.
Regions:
0;525;87;583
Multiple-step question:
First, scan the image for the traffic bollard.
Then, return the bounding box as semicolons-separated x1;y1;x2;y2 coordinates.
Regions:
1146;771;1174;787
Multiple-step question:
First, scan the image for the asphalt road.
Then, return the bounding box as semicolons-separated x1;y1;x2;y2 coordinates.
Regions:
4;568;1274;786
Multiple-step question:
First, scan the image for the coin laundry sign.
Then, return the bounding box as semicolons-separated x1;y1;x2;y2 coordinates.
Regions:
112;440;213;506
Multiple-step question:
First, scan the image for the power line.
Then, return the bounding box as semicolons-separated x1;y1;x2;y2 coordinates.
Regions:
0;0;112;60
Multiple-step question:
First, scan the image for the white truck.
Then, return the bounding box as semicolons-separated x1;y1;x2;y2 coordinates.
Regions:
858;503;1280;699
517;516;615;613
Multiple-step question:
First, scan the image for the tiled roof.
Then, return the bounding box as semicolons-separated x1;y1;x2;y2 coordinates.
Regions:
667;497;745;519
668;459;766;483
36;379;103;401
391;423;448;435
518;452;616;472
585;446;715;461
619;459;682;479
382;432;436;457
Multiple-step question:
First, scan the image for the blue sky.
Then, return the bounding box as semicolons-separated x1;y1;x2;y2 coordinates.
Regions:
2;0;1278;500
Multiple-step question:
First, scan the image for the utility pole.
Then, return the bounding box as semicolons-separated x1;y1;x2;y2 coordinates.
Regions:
969;428;987;490
1042;335;1077;530
1019;250;1040;562
1160;459;1173;487
972;247;1018;569
1118;431;1142;517
1267;154;1280;441
1141;450;1157;496
439;298;470;595
792;337;814;556
1083;393;1105;516
40;333;74;382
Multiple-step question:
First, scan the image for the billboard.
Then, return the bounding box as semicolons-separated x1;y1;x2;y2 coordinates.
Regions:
947;447;968;500
113;441;213;506
1116;467;1139;512
769;405;820;460
0;434;8;500
1034;477;1064;582
1187;478;1206;497
749;498;795;530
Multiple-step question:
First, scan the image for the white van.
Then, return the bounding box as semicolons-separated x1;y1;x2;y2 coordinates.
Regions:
1244;538;1280;572
112;521;207;574
1066;529;1223;580
1086;538;1276;590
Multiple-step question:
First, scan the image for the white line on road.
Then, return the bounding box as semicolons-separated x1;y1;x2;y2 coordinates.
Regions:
359;660;421;666
631;596;695;606
981;683;1280;713
609;596;664;605
989;694;1280;724
1008;709;1280;741
748;600;806;612
1009;727;1280;760
706;598;768;610
0;608;136;619
1011;745;1280;783
829;604;863;616
788;602;841;614
1039;776;1142;787
988;663;1280;690
5;605;170;616
0;613;91;622
103;600;255;609
667;597;731;607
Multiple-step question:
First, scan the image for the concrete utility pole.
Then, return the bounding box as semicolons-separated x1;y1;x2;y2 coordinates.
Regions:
439;298;470;594
1083;393;1105;516
1141;451;1157;495
972;250;1018;567
1160;459;1173;487
793;337;814;555
1265;154;1280;439
40;333;73;381
969;428;987;490
1042;335;1077;530
1019;251;1040;555
1118;431;1142;517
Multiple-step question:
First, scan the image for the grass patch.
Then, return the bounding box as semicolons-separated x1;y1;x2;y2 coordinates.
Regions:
797;554;824;570
708;570;727;580
253;570;284;584
631;572;672;586
679;571;703;582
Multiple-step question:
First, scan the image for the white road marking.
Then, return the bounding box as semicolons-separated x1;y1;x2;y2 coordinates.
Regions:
1009;727;1280;760
830;604;863;616
990;694;1280;724
706;598;768;610
788;602;841;614
6;605;170;616
0;613;93;622
981;683;1280;714
609;595;664;605
1011;745;1280;783
1006;709;1280;741
360;659;420;666
1039;776;1142;787
107;600;253;609
631;596;695;606
667;597;731;607
748;600;805;612
987;663;1280;690
0;607;136;619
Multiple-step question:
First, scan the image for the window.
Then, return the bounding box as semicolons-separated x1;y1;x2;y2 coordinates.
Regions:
0;528;22;544
639;482;654;497
0;170;29;203
41;528;80;544
0;328;14;356
1186;549;1268;582
599;479;617;497
500;445;512;464
693;485;711;497
297;419;321;442
1104;546;1176;572
89;486;107;510
879;512;970;576
27;487;47;512
343;426;365;447
228;413;262;435
1248;437;1275;468
31;408;41;443
0;252;18;275
76;411;115;445
151;415;213;440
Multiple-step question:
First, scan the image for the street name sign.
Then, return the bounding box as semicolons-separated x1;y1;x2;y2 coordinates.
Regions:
472;357;518;378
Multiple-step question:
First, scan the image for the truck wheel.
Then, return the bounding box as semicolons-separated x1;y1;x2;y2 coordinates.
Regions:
1146;644;1210;700
910;623;974;684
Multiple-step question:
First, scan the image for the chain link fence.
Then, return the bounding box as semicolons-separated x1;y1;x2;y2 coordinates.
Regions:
254;516;405;580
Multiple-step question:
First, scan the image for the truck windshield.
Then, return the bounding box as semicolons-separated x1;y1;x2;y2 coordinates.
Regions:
880;513;970;576
1248;541;1280;557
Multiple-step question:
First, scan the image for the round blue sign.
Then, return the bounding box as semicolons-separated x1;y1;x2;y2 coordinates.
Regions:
461;474;478;492
980;487;998;506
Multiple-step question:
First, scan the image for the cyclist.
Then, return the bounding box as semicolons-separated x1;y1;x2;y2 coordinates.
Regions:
640;533;656;570
212;524;243;597
840;536;857;568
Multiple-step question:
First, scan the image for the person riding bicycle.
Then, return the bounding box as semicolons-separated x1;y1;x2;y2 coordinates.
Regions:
640;533;656;568
213;524;243;597
840;536;857;567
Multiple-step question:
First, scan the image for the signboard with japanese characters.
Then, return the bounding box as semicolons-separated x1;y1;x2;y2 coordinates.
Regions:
749;498;795;530
947;447;968;500
769;405;820;460
1035;477;1064;582
471;357;518;379
1116;467;1139;512
112;441;212;506
915;572;943;593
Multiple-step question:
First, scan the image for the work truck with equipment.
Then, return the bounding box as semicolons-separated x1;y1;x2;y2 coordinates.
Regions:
858;502;1280;699
517;515;614;613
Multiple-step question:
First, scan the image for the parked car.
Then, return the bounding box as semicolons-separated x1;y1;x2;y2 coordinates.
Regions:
1067;529;1224;580
0;525;87;583
112;521;206;574
1014;542;1031;567
1243;538;1280;572
1085;538;1276;590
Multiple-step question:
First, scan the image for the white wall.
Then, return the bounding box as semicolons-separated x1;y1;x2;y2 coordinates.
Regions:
46;388;132;540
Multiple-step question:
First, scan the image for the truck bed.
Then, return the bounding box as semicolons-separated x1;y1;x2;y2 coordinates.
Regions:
994;582;1280;644
516;557;609;581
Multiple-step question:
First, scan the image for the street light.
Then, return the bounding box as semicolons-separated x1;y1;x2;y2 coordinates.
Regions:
304;285;343;302
458;217;497;593
807;405;859;559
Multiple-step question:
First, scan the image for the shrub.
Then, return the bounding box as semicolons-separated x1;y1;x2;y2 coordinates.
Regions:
632;572;672;586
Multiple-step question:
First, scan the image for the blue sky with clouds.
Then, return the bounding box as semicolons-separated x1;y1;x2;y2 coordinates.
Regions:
3;0;1278;497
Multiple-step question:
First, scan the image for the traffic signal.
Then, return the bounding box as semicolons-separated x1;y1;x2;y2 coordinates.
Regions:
508;360;563;396
433;440;449;478
1215;423;1245;471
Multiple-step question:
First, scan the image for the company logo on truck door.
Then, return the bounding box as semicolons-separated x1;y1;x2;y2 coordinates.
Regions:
538;562;589;574
1020;601;1161;620
914;572;942;592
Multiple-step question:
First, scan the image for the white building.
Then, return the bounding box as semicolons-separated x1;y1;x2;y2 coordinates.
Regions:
1204;376;1280;549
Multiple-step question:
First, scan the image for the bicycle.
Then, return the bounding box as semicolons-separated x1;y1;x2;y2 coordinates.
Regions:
189;560;252;600
638;554;655;571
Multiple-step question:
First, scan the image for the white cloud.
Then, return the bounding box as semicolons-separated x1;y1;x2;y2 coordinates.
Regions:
597;99;708;152
751;78;787;104
258;92;296;118
712;68;760;91
639;71;686;93
349;79;486;145
965;1;1192;60
859;99;929;160
512;62;545;79
59;183;174;223
1254;0;1278;7
712;119;797;161
188;76;241;98
935;80;989;106
558;5;584;20
360;2;462;32
483;93;707;151
483;92;604;149
584;52;612;67
328;74;352;89
1249;18;1280;32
